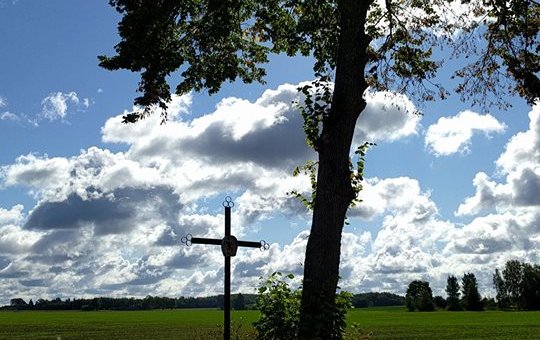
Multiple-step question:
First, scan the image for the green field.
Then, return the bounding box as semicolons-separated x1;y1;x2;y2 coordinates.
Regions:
1;307;539;339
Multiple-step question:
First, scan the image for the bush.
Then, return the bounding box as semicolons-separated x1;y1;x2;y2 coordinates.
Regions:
253;272;351;340
253;272;300;340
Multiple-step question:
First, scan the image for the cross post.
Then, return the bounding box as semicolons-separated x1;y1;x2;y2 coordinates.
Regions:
181;197;269;340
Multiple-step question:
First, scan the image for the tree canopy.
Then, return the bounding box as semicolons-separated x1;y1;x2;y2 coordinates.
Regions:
405;280;434;311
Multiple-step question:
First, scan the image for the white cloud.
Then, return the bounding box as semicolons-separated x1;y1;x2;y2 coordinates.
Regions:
355;91;421;144
40;91;90;122
0;97;20;122
425;110;506;156
2;82;533;302
0;112;19;121
457;104;540;216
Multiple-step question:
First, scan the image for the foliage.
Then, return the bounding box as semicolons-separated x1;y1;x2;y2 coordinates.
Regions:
433;296;448;309
288;141;374;212
100;0;539;120
521;263;540;310
455;0;540;106
494;260;540;310
253;272;351;340
493;268;510;309
405;280;434;312
351;292;405;308
461;273;484;311
9;298;27;308
1;294;257;311
253;272;301;340
234;293;247;311
445;275;462;311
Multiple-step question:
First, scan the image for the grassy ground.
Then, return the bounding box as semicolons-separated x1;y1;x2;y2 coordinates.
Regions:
346;306;540;339
0;307;539;339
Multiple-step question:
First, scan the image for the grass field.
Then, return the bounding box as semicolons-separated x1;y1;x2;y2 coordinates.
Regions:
1;307;539;339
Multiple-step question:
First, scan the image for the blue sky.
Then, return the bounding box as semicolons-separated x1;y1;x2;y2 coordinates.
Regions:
0;1;538;304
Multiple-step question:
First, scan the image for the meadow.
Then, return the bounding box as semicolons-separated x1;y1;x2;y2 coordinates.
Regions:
1;307;539;339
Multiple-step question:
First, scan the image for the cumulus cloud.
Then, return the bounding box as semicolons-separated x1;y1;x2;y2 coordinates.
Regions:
0;97;20;122
425;110;506;156
3;81;524;303
457;104;540;216
0;112;19;121
355;91;421;144
40;91;89;122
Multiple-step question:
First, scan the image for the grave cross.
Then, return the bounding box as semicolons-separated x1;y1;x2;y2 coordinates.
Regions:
181;196;269;340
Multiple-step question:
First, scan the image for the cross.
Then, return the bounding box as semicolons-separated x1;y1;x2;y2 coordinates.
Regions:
181;196;269;340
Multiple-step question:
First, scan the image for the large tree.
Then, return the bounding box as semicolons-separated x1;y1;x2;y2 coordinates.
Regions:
100;0;539;338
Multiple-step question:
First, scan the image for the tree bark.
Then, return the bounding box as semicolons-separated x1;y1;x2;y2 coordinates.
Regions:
298;0;373;339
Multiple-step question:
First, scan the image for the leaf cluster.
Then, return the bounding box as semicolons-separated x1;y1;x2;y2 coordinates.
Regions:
99;0;342;122
253;272;301;340
253;272;352;339
288;142;374;215
443;0;539;108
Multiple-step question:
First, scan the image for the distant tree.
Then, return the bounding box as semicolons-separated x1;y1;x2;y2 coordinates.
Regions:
28;299;34;308
433;296;447;309
521;263;540;310
446;275;462;311
406;281;434;312
10;298;27;309
233;293;246;310
493;268;510;309
481;297;498;310
496;260;540;310
503;260;524;309
461;273;483;311
351;292;405;308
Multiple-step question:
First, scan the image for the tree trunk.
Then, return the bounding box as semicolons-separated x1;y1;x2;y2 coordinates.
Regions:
298;1;373;339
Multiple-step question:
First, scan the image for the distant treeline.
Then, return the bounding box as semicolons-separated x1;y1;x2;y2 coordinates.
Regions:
351;292;405;308
2;292;404;311
405;260;540;312
2;294;258;311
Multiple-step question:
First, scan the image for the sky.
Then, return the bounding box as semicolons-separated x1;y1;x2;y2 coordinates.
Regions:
0;1;538;305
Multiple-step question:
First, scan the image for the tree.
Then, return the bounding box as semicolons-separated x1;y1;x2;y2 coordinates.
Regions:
446;275;462;311
461;273;483;311
10;298;27;309
521;263;540;310
100;1;539;338
405;280;434;312
433;296;447;309
503;260;525;309
233;293;246;310
493;268;510;309
494;260;540;310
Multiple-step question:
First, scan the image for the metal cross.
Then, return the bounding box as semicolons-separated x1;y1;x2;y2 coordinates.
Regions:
181;196;269;340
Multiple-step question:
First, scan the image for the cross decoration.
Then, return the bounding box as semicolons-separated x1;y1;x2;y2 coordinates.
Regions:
181;196;269;340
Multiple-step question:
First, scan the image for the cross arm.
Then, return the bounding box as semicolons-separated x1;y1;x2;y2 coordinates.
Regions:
237;240;264;248
191;237;221;246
